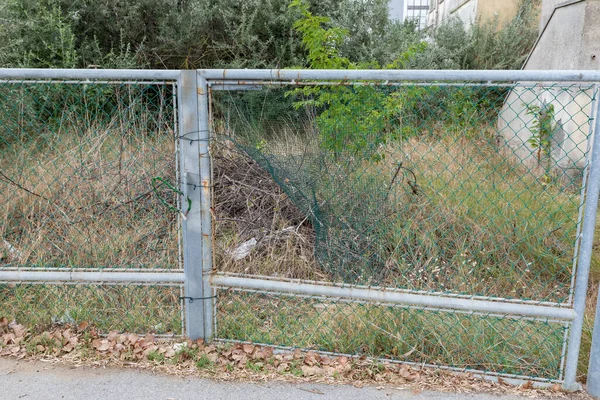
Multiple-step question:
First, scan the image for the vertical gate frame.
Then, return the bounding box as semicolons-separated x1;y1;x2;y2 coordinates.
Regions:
197;76;215;341
563;87;600;390
178;71;205;340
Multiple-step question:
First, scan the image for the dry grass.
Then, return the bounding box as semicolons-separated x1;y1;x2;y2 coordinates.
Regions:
222;123;581;302
0;125;179;270
369;133;580;301
216;289;567;380
1;85;599;383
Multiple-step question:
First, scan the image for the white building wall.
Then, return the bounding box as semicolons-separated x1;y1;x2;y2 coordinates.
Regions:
497;0;597;176
427;0;478;28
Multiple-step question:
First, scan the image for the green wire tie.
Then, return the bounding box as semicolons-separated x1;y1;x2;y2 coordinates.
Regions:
152;176;192;219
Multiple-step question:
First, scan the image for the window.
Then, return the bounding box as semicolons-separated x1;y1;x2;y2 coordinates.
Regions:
408;0;430;29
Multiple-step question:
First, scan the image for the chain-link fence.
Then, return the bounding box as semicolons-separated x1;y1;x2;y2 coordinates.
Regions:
2;69;599;388
0;77;184;334
209;75;598;384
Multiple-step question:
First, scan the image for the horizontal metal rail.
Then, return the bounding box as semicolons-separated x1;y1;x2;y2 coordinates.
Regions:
211;275;577;320
208;80;594;89
0;271;185;283
0;80;174;85
2;68;600;83
199;69;600;82
212;272;570;307
0;68;180;80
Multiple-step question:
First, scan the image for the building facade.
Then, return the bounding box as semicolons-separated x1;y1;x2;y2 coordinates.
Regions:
388;0;430;29
426;0;521;28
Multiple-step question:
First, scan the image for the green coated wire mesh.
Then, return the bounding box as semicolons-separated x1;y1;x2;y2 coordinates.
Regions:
0;77;596;380
212;82;595;303
0;81;180;270
215;288;567;380
0;80;182;333
210;81;596;380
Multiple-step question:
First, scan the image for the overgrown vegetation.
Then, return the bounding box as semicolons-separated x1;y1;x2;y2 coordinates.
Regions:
0;83;178;269
0;0;539;70
4;0;599;384
217;290;565;379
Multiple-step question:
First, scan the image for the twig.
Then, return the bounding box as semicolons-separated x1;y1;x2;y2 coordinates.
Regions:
221;174;277;195
364;320;421;359
215;217;259;226
0;171;51;202
384;162;403;203
298;388;324;395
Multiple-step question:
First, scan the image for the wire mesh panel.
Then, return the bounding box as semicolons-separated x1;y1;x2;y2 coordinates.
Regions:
0;79;182;333
1;283;183;335
210;80;596;381
215;288;567;380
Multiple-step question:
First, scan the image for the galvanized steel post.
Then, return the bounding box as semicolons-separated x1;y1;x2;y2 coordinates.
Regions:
588;284;600;397
178;71;205;340
564;92;600;390
197;75;214;341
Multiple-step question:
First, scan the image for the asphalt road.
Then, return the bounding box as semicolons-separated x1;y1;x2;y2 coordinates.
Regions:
0;357;575;400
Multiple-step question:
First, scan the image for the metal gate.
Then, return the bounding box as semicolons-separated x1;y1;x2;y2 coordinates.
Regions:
2;69;600;390
203;69;600;390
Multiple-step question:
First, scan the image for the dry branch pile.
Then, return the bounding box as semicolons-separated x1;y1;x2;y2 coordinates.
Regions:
212;141;319;278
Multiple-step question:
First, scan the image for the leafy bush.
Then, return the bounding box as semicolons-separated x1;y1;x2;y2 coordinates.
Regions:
0;0;539;71
410;0;540;70
286;1;510;160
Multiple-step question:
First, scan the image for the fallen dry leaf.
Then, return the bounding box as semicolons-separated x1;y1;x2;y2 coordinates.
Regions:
551;383;562;392
8;321;25;338
301;365;323;377
97;340;111;352
520;381;533;390
128;334;140;345
2;333;15;345
164;348;176;358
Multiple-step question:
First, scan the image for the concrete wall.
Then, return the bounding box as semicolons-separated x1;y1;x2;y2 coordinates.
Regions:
427;0;519;27
527;0;596;69
476;0;520;24
540;0;565;30
497;0;599;175
427;0;477;27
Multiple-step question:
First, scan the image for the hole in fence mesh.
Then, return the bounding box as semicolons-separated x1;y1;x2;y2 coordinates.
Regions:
211;83;595;303
0;283;182;335
0;81;180;270
215;289;566;380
